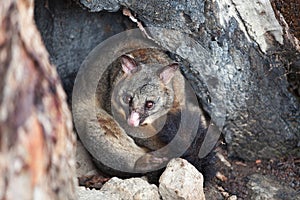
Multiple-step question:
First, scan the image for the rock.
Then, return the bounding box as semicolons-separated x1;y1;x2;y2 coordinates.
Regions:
159;158;206;200
227;195;237;200
246;174;300;200
77;177;160;200
100;177;160;200
77;186;119;200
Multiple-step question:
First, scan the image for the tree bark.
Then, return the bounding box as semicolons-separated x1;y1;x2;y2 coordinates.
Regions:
0;0;76;199
24;0;300;197
70;0;300;161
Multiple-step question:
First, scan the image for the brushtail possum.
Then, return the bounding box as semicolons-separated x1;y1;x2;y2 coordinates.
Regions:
85;49;214;179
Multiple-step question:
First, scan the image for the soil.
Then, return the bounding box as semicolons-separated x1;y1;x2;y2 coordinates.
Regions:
210;143;300;199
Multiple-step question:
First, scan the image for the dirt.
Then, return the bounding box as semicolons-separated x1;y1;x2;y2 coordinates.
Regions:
210;143;300;199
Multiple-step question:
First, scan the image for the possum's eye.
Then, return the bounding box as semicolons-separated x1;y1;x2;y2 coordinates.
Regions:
145;101;154;110
123;94;133;104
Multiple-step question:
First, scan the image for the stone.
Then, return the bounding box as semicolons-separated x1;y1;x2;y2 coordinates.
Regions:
246;174;300;200
77;177;160;200
77;186;119;200
159;158;206;200
101;177;160;200
227;195;237;200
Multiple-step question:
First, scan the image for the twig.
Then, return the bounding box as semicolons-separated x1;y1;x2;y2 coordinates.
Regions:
216;152;232;167
122;8;153;40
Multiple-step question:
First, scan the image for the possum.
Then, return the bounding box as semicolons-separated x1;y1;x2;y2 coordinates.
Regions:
79;49;215;181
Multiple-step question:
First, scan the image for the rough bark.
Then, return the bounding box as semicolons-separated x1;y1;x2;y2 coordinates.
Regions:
34;0;299;162
0;0;76;199
73;0;300;161
34;0;136;101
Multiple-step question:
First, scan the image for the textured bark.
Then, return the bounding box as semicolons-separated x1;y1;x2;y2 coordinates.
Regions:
37;0;300;163
34;0;136;101
70;0;300;161
0;0;76;199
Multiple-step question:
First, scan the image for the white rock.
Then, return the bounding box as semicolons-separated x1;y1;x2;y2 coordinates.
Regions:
159;158;206;200
76;186;119;200
77;177;160;200
228;195;237;200
102;177;160;200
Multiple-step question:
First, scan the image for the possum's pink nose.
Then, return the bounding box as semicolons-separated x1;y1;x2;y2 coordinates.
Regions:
127;112;140;127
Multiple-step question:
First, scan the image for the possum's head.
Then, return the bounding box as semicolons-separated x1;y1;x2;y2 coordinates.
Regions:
118;55;178;127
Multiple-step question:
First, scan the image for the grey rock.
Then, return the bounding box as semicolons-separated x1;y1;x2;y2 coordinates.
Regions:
247;174;300;200
159;158;205;200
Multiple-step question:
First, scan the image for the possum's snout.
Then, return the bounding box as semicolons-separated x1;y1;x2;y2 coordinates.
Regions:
127;111;140;127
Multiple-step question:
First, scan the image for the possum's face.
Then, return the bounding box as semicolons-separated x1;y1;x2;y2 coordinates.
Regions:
118;55;178;127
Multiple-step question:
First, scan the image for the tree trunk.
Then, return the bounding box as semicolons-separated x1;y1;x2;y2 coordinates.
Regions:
69;0;299;161
0;0;76;199
40;0;299;161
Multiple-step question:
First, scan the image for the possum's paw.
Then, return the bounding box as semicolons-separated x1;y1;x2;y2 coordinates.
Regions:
134;153;169;173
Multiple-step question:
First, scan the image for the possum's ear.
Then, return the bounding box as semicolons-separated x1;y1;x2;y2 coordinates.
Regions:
159;63;179;84
121;55;137;74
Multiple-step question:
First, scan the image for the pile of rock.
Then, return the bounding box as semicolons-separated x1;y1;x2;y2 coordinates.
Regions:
77;158;206;200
